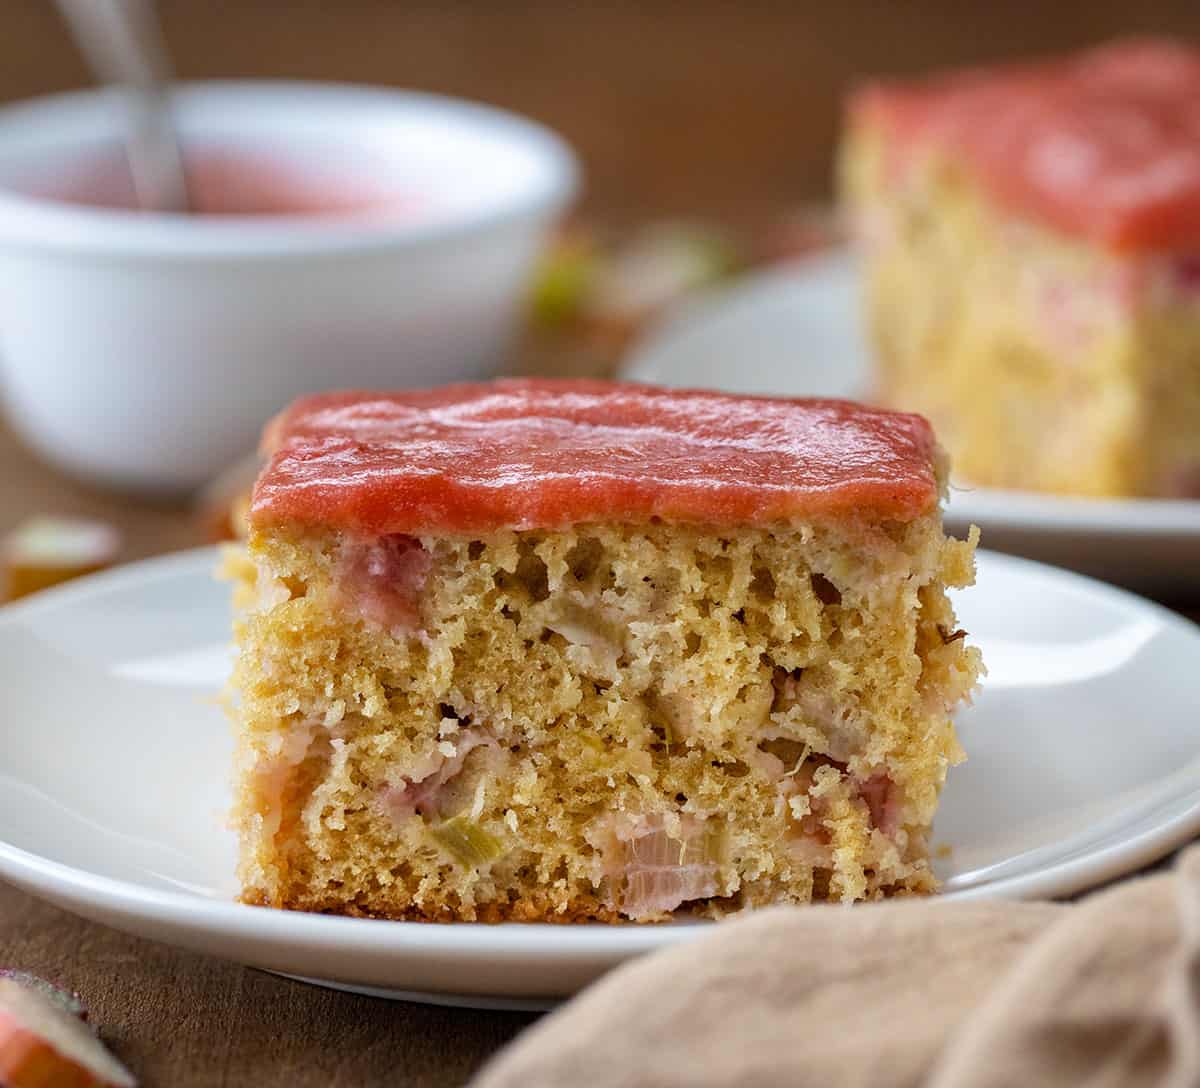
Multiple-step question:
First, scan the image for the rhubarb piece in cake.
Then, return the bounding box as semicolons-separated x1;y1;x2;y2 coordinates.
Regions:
228;379;981;921
841;38;1200;498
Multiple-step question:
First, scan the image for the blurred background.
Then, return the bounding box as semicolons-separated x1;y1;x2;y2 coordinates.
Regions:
4;0;1200;229
2;1;1200;578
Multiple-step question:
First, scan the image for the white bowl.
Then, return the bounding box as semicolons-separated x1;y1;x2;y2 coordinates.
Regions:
0;81;578;493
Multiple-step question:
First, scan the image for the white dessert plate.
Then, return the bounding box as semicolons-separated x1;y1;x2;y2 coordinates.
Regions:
1;547;1199;1008
622;250;1200;591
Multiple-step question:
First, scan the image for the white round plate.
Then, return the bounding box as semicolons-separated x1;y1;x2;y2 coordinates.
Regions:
1;548;1198;1006
622;250;1200;590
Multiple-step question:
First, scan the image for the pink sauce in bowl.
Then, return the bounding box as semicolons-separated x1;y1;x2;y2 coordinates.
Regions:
29;145;414;219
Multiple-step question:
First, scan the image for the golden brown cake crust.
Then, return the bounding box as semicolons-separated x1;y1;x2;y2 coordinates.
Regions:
240;886;627;924
241;879;935;924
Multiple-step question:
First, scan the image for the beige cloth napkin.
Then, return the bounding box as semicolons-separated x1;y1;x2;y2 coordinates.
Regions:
474;848;1200;1088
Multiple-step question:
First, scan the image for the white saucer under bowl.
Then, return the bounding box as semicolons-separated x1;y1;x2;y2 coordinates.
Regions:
621;250;1200;592
0;548;1198;1006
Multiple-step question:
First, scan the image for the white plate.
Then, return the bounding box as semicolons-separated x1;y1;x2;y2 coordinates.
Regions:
622;251;1200;590
1;548;1199;1007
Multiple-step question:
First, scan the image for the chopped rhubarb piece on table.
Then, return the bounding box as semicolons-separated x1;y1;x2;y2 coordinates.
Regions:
0;971;87;1024
0;976;134;1088
2;518;120;603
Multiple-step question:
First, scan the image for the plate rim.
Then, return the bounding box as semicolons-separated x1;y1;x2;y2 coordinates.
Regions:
1;545;1199;968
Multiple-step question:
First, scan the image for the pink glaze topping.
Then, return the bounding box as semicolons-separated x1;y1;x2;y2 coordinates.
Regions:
850;38;1200;252
250;379;939;535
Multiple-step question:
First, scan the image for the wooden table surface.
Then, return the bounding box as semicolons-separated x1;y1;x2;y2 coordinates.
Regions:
3;3;1200;1085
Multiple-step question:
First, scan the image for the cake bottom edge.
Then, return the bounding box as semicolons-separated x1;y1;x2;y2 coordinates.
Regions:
237;871;939;924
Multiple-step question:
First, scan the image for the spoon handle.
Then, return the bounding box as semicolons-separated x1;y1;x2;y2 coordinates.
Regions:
55;0;190;213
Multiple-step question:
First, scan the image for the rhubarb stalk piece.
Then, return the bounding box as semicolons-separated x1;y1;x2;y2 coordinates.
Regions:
0;977;134;1088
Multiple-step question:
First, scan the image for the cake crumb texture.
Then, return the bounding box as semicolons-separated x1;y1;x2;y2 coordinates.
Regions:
228;510;981;922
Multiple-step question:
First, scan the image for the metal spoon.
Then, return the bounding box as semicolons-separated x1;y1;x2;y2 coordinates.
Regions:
55;0;190;213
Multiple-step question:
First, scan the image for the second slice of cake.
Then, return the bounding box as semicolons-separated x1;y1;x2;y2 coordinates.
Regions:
230;380;982;921
841;39;1200;498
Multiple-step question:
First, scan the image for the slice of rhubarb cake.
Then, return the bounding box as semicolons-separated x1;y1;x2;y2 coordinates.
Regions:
841;38;1200;498
228;379;982;922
